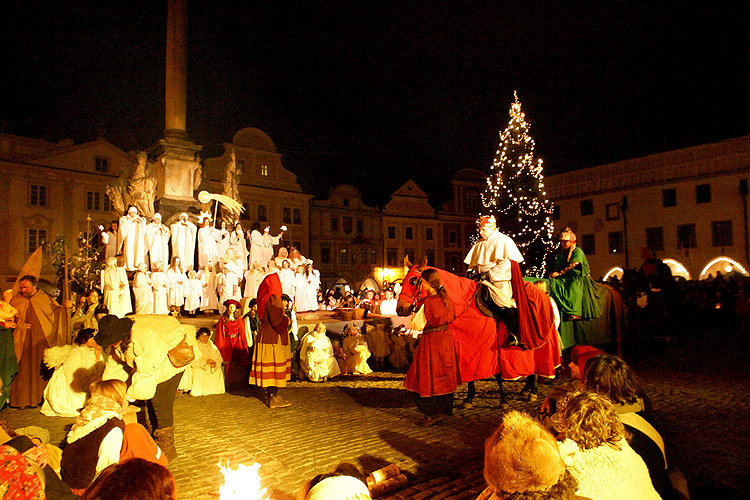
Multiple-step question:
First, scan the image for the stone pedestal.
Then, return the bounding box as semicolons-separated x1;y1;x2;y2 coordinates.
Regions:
150;136;203;224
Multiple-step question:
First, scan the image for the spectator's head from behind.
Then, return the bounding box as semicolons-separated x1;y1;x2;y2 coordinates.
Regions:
484;411;577;499
568;346;605;380
583;353;644;406
75;328;97;347
554;391;626;451
88;379;128;408
298;462;370;500
80;458;176;500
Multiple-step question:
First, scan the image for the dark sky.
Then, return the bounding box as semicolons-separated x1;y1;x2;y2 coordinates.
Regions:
2;1;748;205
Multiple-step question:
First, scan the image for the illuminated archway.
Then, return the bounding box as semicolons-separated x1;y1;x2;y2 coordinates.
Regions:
699;257;749;280
603;267;624;282
663;258;691;280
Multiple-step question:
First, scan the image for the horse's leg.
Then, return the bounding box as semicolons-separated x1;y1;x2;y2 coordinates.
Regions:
494;374;509;410
520;375;538;402
460;381;477;408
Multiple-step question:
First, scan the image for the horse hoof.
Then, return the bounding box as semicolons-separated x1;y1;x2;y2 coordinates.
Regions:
499;400;510;410
527;393;538;402
459;402;473;409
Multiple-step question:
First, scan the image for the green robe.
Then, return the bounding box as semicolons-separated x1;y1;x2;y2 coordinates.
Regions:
549;246;607;320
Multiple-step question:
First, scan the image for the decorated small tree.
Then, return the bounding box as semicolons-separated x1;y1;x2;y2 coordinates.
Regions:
44;217;104;296
480;91;555;277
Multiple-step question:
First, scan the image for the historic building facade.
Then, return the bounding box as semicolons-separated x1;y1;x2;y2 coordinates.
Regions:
547;135;750;280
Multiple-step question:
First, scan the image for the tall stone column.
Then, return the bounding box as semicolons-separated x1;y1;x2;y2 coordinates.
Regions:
151;0;202;223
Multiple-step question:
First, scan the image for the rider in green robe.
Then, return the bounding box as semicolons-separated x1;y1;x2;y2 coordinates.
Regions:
548;228;607;320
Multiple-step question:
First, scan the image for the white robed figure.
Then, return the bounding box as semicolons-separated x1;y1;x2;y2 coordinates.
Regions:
464;215;524;308
41;329;105;417
217;248;243;314
248;222;285;267
221;222;250;271
300;323;341;382
278;260;296;300
166;256;187;311
100;221;119;260
117;206;147;271
101;257;132;318
199;262;219;312
243;261;265;299
145;213;170;271
197;216;226;269
184;270;204;313
180;328;225;397
150;263;170;315
133;264;153;314
170;213;197;270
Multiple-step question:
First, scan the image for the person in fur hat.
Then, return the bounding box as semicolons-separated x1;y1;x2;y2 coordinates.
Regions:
96;314;199;461
478;411;578;500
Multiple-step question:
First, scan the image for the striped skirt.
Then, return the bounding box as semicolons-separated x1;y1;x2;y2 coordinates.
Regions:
249;337;292;388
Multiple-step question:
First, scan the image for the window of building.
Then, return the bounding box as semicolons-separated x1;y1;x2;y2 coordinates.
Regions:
240;203;251;220
29;184;47;206
293;208;302;225
293;241;301;252
331;216;339;232
449;230;457;246
387;226;396;239
321;248;330;264
580;199;594;216
677;224;697;249
426;227;433;240
449;255;459;272
260;165;269;176
95;157;108;172
356;219;363;234
343;198;349;207
426;249;435;266
696;184;711;204
712;220;733;247
27;228;47;254
338;248;347;265
360;249;368;263
370;250;377;263
343;216;353;234
103;193;112;212
466;192;478;211
581;234;595;255
405;227;413;240
386;248;397;266
236;159;245;171
86;191;101;211
405;248;415;262
552;205;560;221
608;231;623;254
646;227;664;251
282;207;292;224
605;203;620;221
662;188;676;208
257;204;267;222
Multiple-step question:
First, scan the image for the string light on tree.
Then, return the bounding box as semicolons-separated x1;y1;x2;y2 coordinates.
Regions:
479;91;555;277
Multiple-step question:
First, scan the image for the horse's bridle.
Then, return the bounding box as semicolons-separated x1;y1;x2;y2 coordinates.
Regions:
398;271;423;314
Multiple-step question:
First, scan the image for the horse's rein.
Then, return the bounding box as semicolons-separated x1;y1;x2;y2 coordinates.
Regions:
399;274;424;313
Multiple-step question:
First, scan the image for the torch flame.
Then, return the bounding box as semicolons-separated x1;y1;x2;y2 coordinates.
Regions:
218;461;269;500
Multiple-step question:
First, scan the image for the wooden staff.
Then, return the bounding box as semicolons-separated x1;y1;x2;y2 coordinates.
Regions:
64;245;72;343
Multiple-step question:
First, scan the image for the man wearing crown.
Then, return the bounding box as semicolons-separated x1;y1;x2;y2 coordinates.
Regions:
464;215;524;327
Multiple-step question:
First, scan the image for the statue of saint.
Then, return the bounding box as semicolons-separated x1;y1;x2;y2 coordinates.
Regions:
106;166;130;217
128;151;157;219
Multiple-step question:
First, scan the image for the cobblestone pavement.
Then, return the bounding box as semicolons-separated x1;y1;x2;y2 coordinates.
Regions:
2;324;747;500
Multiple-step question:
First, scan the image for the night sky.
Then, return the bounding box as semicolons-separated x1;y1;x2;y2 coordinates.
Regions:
2;2;748;205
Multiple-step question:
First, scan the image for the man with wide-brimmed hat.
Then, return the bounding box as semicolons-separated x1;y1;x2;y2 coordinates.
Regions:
96;314;198;460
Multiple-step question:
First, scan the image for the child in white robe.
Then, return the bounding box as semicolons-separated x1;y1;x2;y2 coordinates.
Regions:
243;261;265;299
184;269;204;315
133;264;153;314
181;328;225;397
150;262;169;315
41;329;104;417
365;322;391;370
199;262;219;313
299;323;341;382
166;256;186;314
343;323;372;375
388;325;409;369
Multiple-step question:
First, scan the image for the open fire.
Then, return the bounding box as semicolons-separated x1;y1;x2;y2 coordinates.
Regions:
218;461;270;500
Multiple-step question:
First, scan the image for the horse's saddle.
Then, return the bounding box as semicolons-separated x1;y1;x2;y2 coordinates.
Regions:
474;282;522;348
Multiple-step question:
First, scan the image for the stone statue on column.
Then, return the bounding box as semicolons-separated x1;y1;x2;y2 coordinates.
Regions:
106;166;131;217
221;149;242;225
128;151;158;219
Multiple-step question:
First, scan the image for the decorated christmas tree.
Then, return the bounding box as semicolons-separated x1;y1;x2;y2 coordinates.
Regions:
44;216;104;296
480;91;555;277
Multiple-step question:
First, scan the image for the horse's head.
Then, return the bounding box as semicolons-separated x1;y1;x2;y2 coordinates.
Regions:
396;256;428;316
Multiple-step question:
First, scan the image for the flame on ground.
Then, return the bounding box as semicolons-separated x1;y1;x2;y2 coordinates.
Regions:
217;461;269;500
